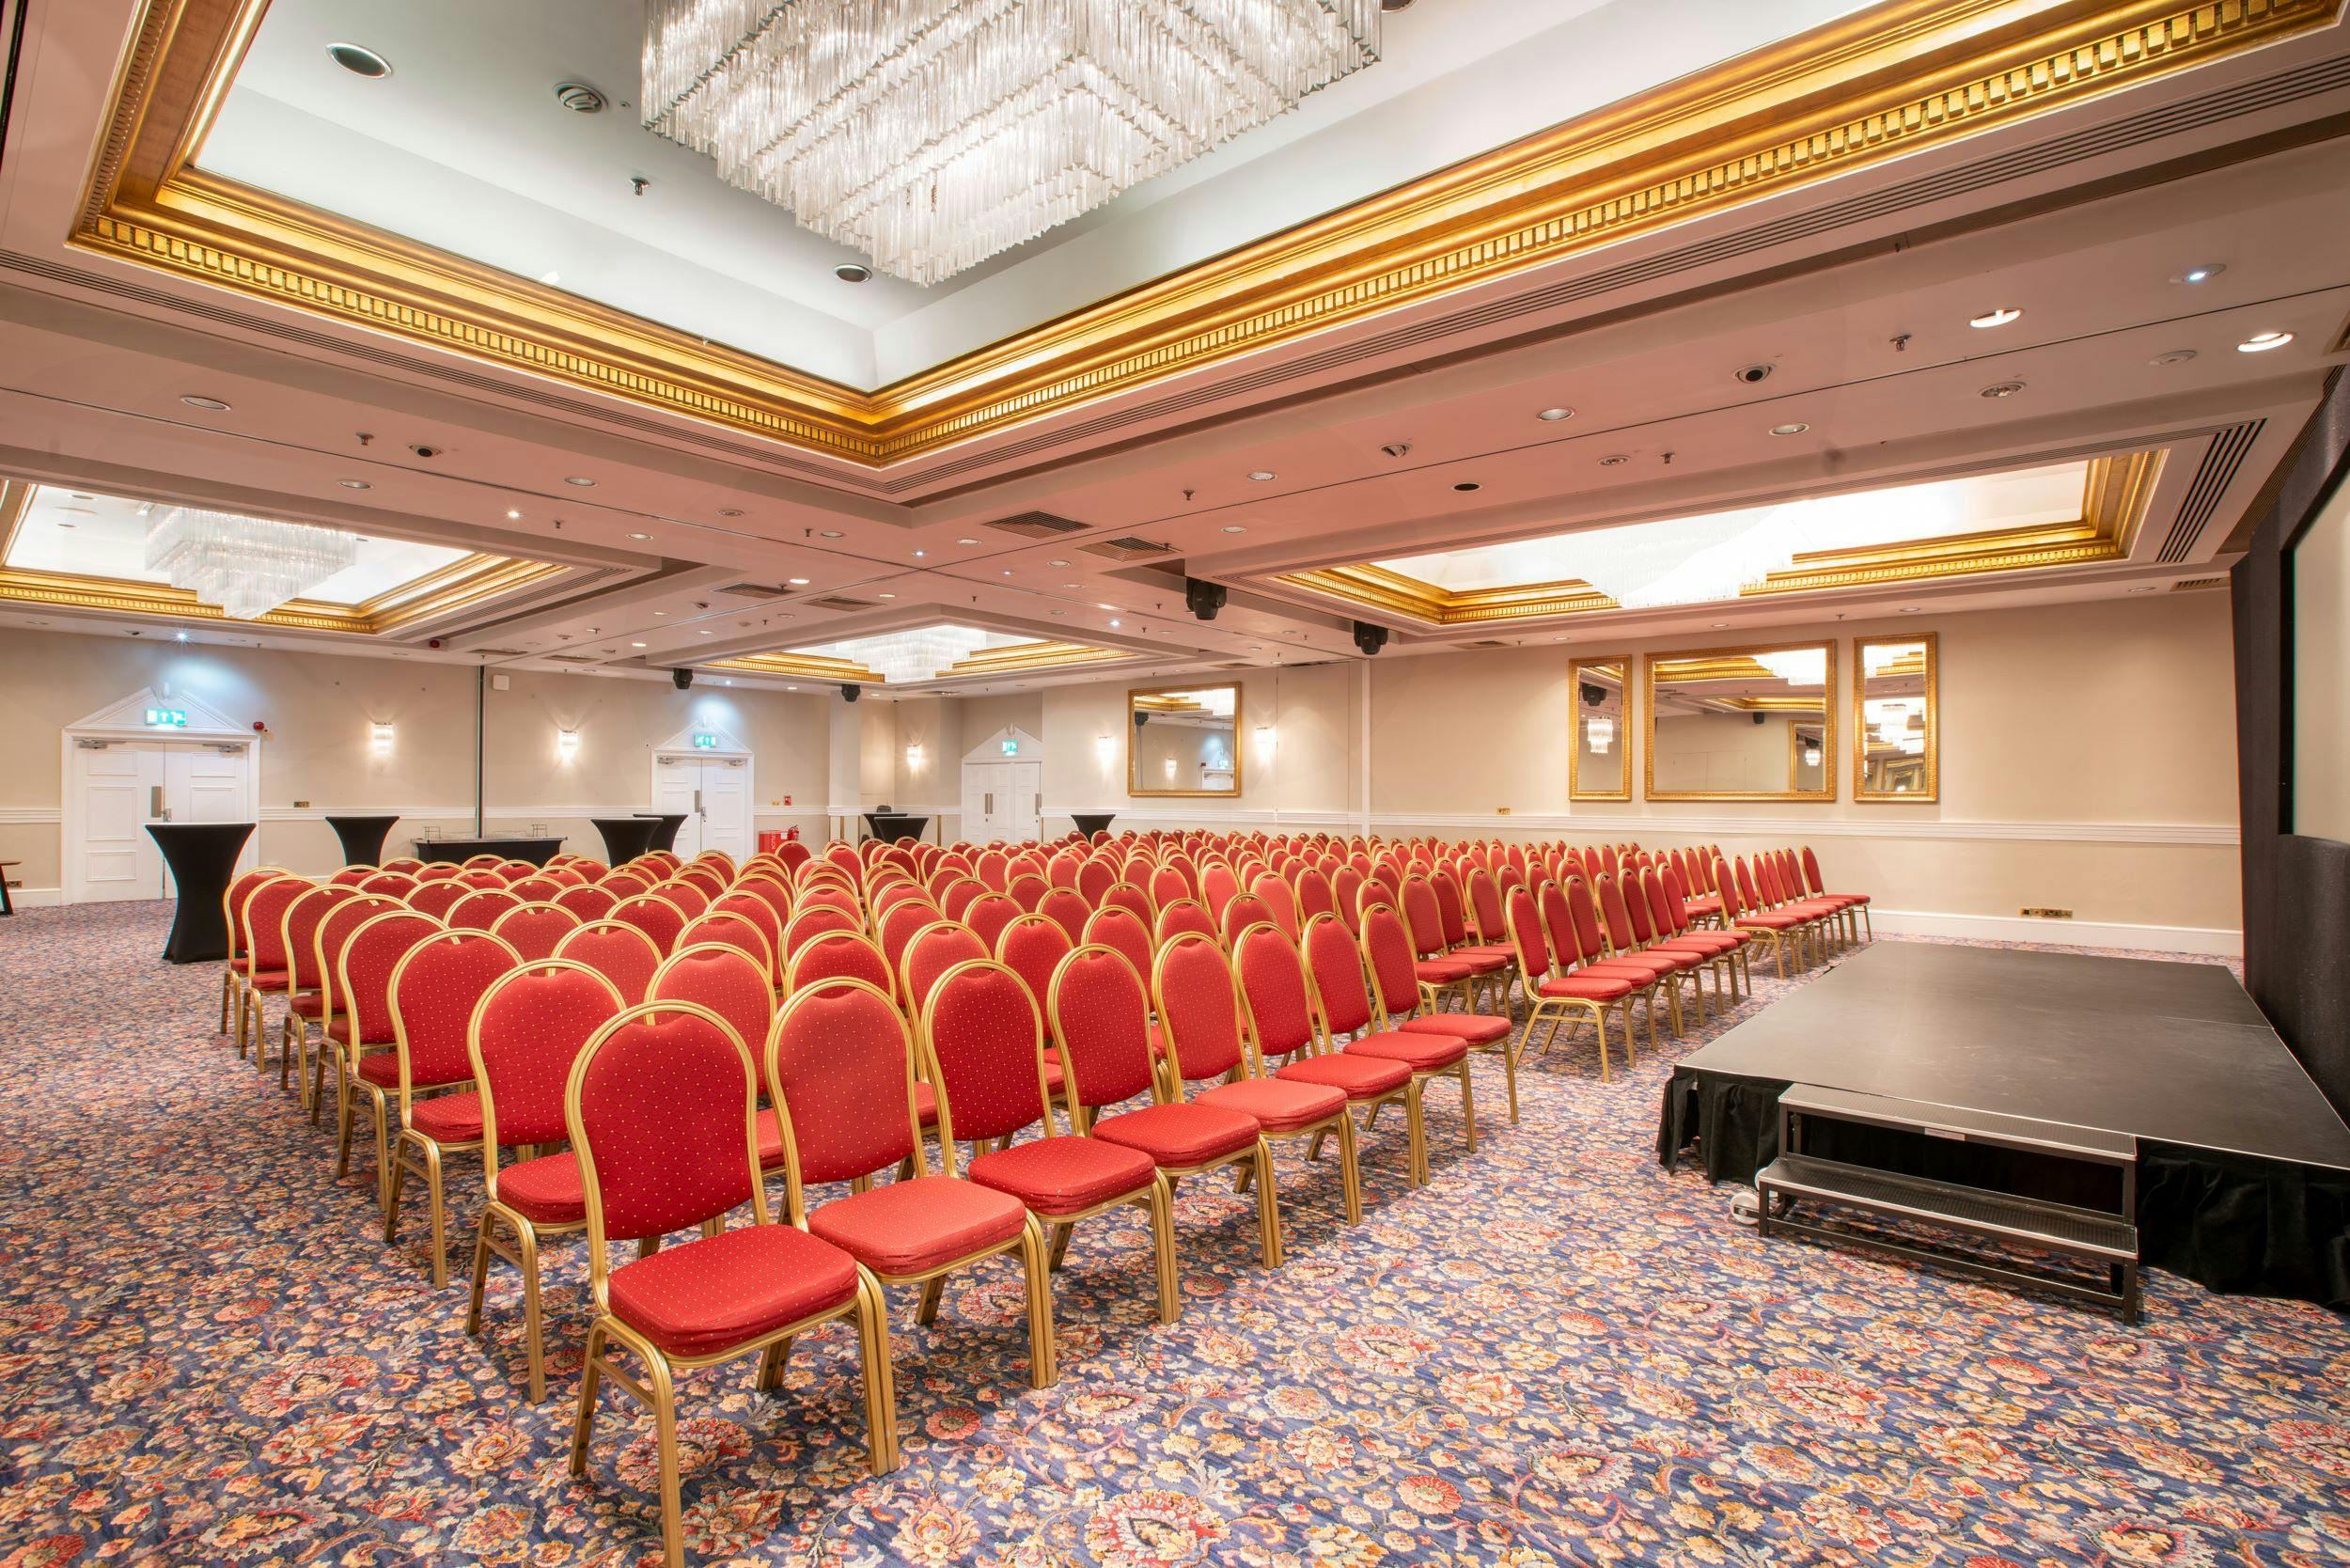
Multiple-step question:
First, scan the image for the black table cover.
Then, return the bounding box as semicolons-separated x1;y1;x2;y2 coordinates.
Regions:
1070;813;1116;839
864;812;928;842
149;822;254;964
592;817;661;862
323;814;400;867
634;813;689;854
413;836;565;867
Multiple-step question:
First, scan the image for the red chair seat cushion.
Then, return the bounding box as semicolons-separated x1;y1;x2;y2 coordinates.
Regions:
496;1152;586;1225
329;1017;398;1048
1684;895;1723;916
914;1079;940;1127
289;991;326;1019
408;1090;484;1144
1277;1053;1412;1098
357;1053;468;1092
808;1175;1027;1276
1414;960;1475;983
1091;1102;1260;1168
1580;956;1677;981
968;1137;1158;1216
1196;1077;1346;1132
1661;934;1741;956
1405;1012;1510;1045
754;1109;791;1172
1449;945;1513;971
245;969;291;994
1539;973;1637;1002
605;1225;859;1360
1738;913;1806;931
1345;1029;1468;1070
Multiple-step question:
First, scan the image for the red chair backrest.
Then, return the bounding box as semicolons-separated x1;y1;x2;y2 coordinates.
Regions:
446;888;523;933
1038;886;1092;942
572;1002;760;1245
1082;906;1153;983
1800;846;1827;896
1148;866;1189;913
1154;897;1217;949
388;929;520;1091
919;959;1053;1145
1250;872;1301;940
789;928;895;996
650;944;775;1066
1006;873;1049;913
650;881;711;920
901;922;988;1012
314;893;404;1028
939;877;983;921
1045;945;1155;1110
995;913;1073;1011
408;880;472;920
610;895;687;956
1357;904;1424;1019
1292;868;1337;928
1200;862;1240;921
1219;892;1275;949
358;871;418;899
963;891;1022;953
551;883;618;922
1152;933;1247;1083
1505;886;1552;980
783;902;862;959
242;876;310;972
1564;878;1611;966
507;876;562;902
1231;923;1317;1062
1301;912;1377;1035
1074;857;1116;906
472;961;623;1150
767;979;921;1185
283;885;358;993
711;890;785;963
676;911;776;980
489;902;581;963
224;868;286;960
553;920;663;1005
335;910;443;1047
1431;871;1474;949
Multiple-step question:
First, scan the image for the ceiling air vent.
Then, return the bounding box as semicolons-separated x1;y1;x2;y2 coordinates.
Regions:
719;581;792;598
468;648;525;657
546;654;603;664
807;594;881;612
1461;639;1511;649
2173;576;2229;591
1081;536;1176;562
983;510;1088;539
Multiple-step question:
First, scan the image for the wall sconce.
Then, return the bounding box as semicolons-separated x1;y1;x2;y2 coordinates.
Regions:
369;722;395;756
1095;733;1116;768
904;743;925;772
1254;724;1277;759
556;728;581;762
1163;757;1178;780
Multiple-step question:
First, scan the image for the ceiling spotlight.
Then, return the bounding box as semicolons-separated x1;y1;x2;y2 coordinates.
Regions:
1247;471;1277;482
1222;525;1246;534
564;476;596;487
2150;350;2198;367
697;629;713;635
337;478;370;490
1979;381;2027;399
1097;602;1115;610
653;610;667;616
1538;407;1574;422
2173;264;2225;284
956;538;981;546
835;263;873;283
819;528;842;538
1452;481;1481;493
877;591;896;599
326;41;391;78
628;531;651;540
553;81;605;113
1898;605;1921;614
180;394;231;412
788;576;810;586
1769;422;1809;436
913;549;927;557
630;641;647;648
506;508;522;520
1599;454;1631;467
1000;570;1012;577
1968;307;2023;329
1108;619;1121;628
175;631;189;642
1711;621;1731;629
2237;331;2295;353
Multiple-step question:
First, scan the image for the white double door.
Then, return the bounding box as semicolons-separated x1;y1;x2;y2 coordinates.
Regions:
70;737;254;901
653;753;751;861
961;760;1041;844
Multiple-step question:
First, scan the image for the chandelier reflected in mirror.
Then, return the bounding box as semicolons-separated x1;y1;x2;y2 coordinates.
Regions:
643;0;1383;286
144;508;358;620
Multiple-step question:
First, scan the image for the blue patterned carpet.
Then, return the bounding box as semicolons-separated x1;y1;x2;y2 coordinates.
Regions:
3;902;2346;1566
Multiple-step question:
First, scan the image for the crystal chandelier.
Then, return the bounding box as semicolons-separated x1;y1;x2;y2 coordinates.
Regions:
144;508;358;620
643;0;1382;286
816;624;1002;682
1752;649;1827;688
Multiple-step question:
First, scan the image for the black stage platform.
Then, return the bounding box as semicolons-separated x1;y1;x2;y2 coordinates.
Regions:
1659;942;2350;1307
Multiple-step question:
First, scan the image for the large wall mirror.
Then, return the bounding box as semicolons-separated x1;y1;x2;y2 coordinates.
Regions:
1127;682;1241;797
1569;655;1632;800
1855;633;1938;802
1645;642;1837;801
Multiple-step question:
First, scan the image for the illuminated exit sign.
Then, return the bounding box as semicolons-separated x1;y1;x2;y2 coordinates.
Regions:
1000;738;1018;755
692;732;719;749
145;708;188;728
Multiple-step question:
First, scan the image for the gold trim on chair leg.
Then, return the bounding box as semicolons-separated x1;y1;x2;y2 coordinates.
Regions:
1145;1174;1181;1325
1018;1215;1058;1388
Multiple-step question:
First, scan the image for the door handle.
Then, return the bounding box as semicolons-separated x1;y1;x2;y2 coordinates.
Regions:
694;788;704;816
150;785;170;822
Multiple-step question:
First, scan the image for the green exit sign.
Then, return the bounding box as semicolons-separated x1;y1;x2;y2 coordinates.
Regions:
692;733;719;749
1000;738;1018;755
145;708;188;728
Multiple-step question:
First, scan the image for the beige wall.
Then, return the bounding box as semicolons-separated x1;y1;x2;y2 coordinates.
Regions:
1652;711;1818;794
2293;477;2350;844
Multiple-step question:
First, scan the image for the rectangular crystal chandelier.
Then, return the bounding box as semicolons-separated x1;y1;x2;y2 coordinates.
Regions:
144;508;358;620
644;0;1382;286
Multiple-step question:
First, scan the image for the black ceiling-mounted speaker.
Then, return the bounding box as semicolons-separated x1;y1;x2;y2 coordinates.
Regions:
1184;577;1229;621
672;667;694;690
1352;619;1389;657
1579;682;1605;707
1752;711;1767;726
1134;711;1150;728
839;683;861;703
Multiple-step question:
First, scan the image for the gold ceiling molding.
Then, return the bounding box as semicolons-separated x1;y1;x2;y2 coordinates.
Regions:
944;641;1125;677
1281;449;2166;624
706;650;887;683
68;0;2333;470
0;554;565;634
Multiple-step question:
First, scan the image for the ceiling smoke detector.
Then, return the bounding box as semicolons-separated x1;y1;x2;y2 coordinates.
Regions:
554;82;606;114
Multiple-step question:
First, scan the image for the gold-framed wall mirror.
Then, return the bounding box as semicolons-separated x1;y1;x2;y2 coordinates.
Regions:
1855;633;1939;802
1645;641;1837;801
1569;655;1632;800
1127;682;1242;797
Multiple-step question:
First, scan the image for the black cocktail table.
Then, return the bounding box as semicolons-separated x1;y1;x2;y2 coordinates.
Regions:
634;813;689;854
149;822;255;964
593;817;661;862
864;812;928;843
414;836;564;867
324;814;400;867
1070;813;1116;839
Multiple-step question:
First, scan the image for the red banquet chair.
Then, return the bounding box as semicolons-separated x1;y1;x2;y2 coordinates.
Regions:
406;879;471;921
275;883;360;1091
648;880;711;921
1544;878;1670;1053
782;902;863;964
918;959;1179;1323
301;892;405;1120
675;910;776;981
962;890;1022;952
553;884;619;926
1230;923;1418;1191
463;959;625;1401
565;1001;898;1565
708;890;786;977
901;921;989;1016
1300;913;1472;1185
1797;845;1872;942
488;902;581;963
1037;885;1092;943
1048;945;1279;1267
330;907;445;1195
553;919;664;1006
446;887;523;933
383;929;523;1283
768;979;1056;1389
1152;932;1360;1226
1081;905;1154;987
1154;897;1217;950
609;894;688;957
229;874;308;1061
1506;886;1636;1081
218;864;291;1043
1359;903;1519;1122
1648;867;1751;1005
790;927;897;996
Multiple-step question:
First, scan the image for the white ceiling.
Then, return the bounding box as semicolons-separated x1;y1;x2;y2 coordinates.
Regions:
199;0;1870;386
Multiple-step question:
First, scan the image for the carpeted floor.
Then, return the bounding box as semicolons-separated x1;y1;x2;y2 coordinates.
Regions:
3;902;2346;1567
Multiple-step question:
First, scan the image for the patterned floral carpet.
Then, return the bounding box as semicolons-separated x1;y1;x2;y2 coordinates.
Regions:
4;902;2347;1568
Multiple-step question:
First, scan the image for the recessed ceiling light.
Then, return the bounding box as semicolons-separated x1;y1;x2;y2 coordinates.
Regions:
506;508;522;520
913;549;926;558
180;394;231;412
835;263;872;283
1452;481;1481;493
1000;570;1013;577
697;629;713;635
1711;621;1730;629
325;41;391;78
654;610;667;616
1769;422;1809;436
2127;586;2160;594
630;641;646;648
175;631;189;642
1045;557;1070;567
2150;350;2198;367
1108;619;1121;628
1222;525;1246;534
876;592;896;599
1979;381;2027;399
1246;471;1276;481
564;476;596;487
338;478;370;490
1249;645;1262;651
1097;602;1115;610
1537;407;1574;422
628;531;651;541
2237;331;2294;353
1599;454;1630;466
820;529;843;539
956;538;980;545
1968;307;2023;329
1898;605;1921;614
1050;609;1065;617
539;271;561;286
2173;264;2225;284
